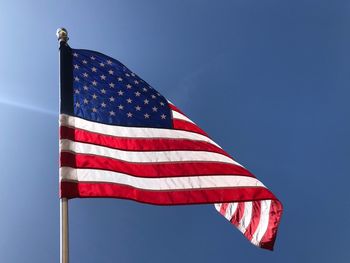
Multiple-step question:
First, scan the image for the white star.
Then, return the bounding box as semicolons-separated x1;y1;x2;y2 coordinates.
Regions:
75;102;80;107
83;72;89;78
73;52;78;57
92;67;97;72
74;76;80;82
151;95;156;99
157;93;161;96
101;89;106;94
108;70;114;75
83;85;89;90
100;75;106;80
92;107;97;112
144;113;150;119
125;73;130;77
101;102;106;107
107;60;112;65
118;77;123;82
142;87;148;92
160;102;165;106
118;90;124;96
152;106;158;112
74;64;79;69
161;114;166;119
82;60;87;64
90;56;96;60
134;91;141;97
144;99;149;104
109;96;115;102
92;94;97;99
118;104;124;110
134;80;139;84
126;98;132;103
109;111;115;116
131;73;135;77
74;89;80;94
109;82;115;88
126;84;132;89
135;105;141;111
83;98;89;104
92;80;97;86
127;112;133;118
99;62;105;67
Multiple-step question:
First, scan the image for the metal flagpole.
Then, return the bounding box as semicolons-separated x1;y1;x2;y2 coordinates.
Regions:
60;198;69;263
57;28;69;263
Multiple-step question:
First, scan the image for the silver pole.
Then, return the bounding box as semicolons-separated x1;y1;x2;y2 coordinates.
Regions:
57;28;69;263
60;198;69;263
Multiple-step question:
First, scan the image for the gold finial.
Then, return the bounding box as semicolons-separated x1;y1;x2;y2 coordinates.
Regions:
56;28;69;42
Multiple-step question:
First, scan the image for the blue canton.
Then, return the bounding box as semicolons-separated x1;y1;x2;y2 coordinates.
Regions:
71;49;172;129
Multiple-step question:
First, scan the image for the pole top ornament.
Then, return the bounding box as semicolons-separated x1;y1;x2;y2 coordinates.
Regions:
56;28;69;42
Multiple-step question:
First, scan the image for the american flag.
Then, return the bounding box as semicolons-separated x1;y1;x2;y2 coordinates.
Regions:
59;45;283;250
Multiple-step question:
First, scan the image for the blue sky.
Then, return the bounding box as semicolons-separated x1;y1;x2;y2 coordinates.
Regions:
0;0;349;262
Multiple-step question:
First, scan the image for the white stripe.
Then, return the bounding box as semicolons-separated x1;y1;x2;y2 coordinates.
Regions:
214;203;222;211
60;139;243;166
251;200;271;245
172;110;195;124
60;167;266;190
60;114;221;148
224;202;238;221
238;201;253;233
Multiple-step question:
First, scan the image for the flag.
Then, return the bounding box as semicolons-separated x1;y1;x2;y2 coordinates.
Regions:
59;43;283;250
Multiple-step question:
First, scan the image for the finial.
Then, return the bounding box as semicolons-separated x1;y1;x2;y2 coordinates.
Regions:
56;28;69;42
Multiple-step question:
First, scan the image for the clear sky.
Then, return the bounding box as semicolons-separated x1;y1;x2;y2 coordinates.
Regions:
0;0;349;262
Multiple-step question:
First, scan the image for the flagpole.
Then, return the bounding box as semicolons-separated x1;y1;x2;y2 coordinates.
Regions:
57;28;69;263
60;198;69;263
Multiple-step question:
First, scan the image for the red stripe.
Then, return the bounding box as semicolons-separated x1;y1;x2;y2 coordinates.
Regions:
60;181;277;205
243;201;262;241
169;104;186;115
220;203;229;215
169;109;212;139
60;152;253;178
173;119;209;137
230;202;245;226
258;200;283;250
60;126;227;156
